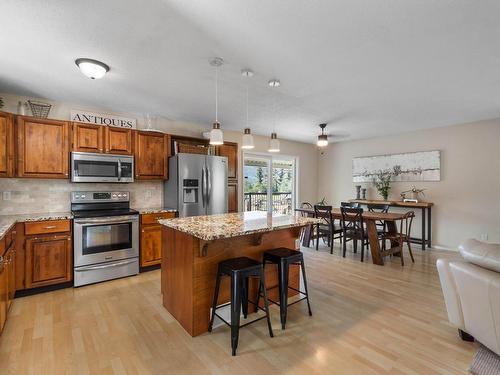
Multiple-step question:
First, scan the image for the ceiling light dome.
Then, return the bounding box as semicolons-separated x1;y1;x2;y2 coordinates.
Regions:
317;123;329;147
75;58;109;79
268;132;280;152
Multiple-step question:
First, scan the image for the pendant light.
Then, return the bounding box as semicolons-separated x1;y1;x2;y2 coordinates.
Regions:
209;57;224;145
317;123;329;147
268;132;280;152
75;58;109;79
241;69;255;149
268;79;281;153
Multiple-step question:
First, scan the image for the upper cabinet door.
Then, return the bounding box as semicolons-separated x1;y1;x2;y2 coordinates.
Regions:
217;142;238;180
17;117;70;179
105;127;133;154
0;111;14;177
134;131;169;179
72;122;104;153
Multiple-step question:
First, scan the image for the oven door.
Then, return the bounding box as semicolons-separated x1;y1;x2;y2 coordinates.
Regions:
73;215;139;267
71;152;134;183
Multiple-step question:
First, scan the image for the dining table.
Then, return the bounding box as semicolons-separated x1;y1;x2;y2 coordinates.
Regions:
295;207;410;266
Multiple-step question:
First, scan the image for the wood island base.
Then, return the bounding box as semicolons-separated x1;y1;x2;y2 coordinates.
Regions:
161;226;302;337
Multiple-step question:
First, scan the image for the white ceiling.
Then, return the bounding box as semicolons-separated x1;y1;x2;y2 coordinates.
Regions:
1;0;500;143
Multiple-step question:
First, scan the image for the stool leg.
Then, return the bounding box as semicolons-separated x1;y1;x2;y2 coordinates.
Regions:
278;259;289;330
230;272;242;356
255;260;266;312
241;276;249;319
300;257;313;316
260;268;274;338
208;270;222;332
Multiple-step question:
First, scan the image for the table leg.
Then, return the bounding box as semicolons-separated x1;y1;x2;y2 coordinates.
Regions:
421;207;426;250
427;207;432;248
366;220;384;265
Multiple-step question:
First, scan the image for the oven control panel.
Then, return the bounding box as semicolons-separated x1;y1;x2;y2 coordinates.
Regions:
71;191;129;203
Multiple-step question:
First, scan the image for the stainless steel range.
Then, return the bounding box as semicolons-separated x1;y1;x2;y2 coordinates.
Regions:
71;191;139;287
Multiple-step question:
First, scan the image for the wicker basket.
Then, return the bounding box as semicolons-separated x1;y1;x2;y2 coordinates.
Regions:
28;100;51;118
178;143;208;155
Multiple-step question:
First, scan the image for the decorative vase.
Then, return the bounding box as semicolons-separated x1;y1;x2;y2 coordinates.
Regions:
361;188;367;200
382;192;389;200
355;185;361;199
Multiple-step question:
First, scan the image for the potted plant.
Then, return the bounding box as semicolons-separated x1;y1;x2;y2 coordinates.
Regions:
372;166;401;200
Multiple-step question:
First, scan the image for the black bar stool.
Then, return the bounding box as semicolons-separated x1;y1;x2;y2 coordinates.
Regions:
259;248;312;329
208;257;274;356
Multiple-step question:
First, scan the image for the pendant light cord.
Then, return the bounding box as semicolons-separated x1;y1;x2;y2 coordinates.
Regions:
246;84;249;127
215;66;218;122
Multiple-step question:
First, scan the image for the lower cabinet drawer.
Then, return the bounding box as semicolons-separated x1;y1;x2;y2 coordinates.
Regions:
25;220;71;235
140;212;176;225
74;258;139;287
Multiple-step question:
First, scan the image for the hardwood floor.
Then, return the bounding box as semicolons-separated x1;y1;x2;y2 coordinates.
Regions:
0;244;475;374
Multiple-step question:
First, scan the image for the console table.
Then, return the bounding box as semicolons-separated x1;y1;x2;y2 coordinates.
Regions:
349;199;433;250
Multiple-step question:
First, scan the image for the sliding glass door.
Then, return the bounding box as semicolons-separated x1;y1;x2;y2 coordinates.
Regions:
243;153;296;215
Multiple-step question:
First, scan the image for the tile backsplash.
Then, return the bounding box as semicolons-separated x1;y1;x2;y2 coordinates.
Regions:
0;179;163;215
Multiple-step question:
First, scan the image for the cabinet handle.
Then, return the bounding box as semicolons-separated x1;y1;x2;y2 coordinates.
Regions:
44;225;57;229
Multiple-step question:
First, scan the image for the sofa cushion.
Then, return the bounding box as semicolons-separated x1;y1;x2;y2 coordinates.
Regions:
459;239;500;273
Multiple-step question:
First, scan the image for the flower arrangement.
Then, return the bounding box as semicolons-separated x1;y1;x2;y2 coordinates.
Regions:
372;165;401;200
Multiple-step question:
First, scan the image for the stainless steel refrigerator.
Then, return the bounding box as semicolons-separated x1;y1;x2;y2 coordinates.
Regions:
164;154;228;217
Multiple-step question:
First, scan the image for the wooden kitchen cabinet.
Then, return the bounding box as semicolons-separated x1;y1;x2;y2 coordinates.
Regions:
16;116;70;178
105;126;133;154
216;142;238;180
0;227;16;334
0;111;14;177
25;233;72;289
0;257;6;333
134;131;169;179
72;122;104;153
140;225;163;267
228;181;238;213
140;212;175;267
5;244;15;310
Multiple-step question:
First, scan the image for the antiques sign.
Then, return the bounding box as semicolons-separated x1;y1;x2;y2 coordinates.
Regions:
70;110;136;128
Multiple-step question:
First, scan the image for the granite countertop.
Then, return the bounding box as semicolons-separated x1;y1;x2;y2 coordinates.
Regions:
159;211;319;241
133;207;177;214
0;212;73;240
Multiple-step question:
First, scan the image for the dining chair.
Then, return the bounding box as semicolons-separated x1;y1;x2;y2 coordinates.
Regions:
381;211;415;265
341;201;361;209
367;203;390;250
340;207;369;262
313;205;342;254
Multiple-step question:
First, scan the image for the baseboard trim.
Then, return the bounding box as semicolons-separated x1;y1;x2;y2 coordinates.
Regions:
431;245;456;252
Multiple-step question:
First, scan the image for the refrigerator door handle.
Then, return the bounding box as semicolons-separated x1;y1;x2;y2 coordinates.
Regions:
201;165;206;207
207;166;212;207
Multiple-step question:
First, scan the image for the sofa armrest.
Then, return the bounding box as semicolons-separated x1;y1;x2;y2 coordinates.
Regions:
450;261;500;355
436;258;465;329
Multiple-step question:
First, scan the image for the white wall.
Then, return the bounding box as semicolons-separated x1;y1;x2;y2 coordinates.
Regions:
0;92;318;214
317;119;500;249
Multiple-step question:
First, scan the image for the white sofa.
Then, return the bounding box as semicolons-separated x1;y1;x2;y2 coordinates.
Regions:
437;239;500;355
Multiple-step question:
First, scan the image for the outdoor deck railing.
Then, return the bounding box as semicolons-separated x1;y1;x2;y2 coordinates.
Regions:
243;192;292;214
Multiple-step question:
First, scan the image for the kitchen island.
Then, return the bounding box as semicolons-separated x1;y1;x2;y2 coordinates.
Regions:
159;211;317;336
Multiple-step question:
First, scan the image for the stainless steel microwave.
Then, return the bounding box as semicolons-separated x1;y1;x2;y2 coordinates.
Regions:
71;152;134;183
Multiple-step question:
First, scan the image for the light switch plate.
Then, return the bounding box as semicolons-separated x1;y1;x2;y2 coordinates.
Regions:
2;191;11;201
